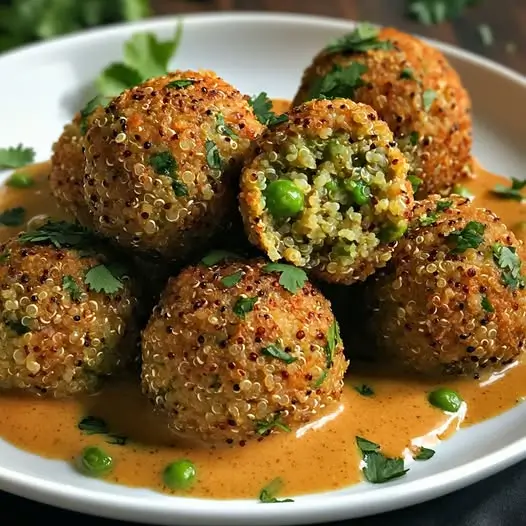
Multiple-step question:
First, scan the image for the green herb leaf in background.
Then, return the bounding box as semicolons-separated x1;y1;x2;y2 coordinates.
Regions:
406;0;482;25
0;144;35;169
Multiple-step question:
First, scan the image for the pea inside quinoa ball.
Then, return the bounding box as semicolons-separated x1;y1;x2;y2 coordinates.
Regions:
141;257;348;444
0;222;139;397
238;98;413;285
366;195;526;377
83;69;265;261
292;26;473;198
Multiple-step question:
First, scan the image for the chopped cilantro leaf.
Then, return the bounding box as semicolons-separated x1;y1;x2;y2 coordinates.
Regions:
166;79;195;89
262;263;308;294
356;436;380;453
201;250;240;267
325;320;342;368
447;221;485;254
216;113;238;139
84;264;124;295
413;446;435;460
419;213;437;227
172;180;188;197
78;416;127;446
259;478;294;503
255;413;291;436
409;131;420;146
361;449;408;483
96;63;143;98
481;295;494;313
492;244;525;290
308;63;368;101
205;140;222;170
220;271;243;288
149;151;177;176
314;370;328;388
233;296;258;318
18;221;95;249
436;199;453;212
80;94;110;134
452;184;474;199
262;344;297;364
0;251;9;263
408;174;422;194
6;319;30;335
492;178;526;201
422;89;437;112
0;207;25;227
324;23;393;54
0;144;35;169
62;275;82;301
248;93;289;127
354;384;374;396
406;0;481;25
6;172;34;188
400;68;415;80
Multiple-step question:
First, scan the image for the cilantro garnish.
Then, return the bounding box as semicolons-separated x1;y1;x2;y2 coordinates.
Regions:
78;416;127;446
216;113;238;139
452;184;474;199
323;23;393;54
19;221;95;249
419;213;437;227
96;20;183;97
0;145;35;169
6;319;30;335
325;320;342;369
356;436;409;483
492;178;526;201
409;131;420;146
413;446;435;461
84;264;124;294
248;93;288;127
6;172;34;189
258;478;294;504
0;207;25;227
200;250;240;267
220;271;243;288
79;94;111;135
166;79;195;89
62;275;82;301
436;200;453;212
262;344;297;365
400;68;415;80
354;384;374;396
408;174;422;194
0;251;10;263
255;413;291;436
308;63;368;101
262;263;308;294
149;151;177;176
172;180;189;197
422;89;437;112
447;221;485;254
492;244;525;290
406;0;481;25
233;296;258;318
313;370;328;388
481;295;494;313
205;140;222;170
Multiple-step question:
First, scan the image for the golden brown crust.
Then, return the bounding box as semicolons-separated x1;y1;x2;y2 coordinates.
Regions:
141;258;348;444
292;28;473;198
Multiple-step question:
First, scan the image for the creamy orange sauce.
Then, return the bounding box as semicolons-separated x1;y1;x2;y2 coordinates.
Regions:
0;139;525;499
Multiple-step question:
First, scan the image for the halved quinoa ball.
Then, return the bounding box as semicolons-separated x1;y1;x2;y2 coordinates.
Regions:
141;257;348;444
366;195;526;377
49;115;92;226
83;70;264;260
0;222;139;397
238;98;413;285
292;26;473;198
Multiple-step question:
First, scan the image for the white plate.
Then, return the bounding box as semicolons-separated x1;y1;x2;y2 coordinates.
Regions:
0;11;526;526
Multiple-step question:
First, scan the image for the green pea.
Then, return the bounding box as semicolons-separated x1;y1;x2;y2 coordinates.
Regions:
163;459;197;490
428;387;463;412
378;222;408;242
76;446;113;477
265;179;304;219
344;180;371;205
6;172;34;189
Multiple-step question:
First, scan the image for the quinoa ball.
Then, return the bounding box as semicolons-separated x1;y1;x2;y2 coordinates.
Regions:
0;223;139;397
141;257;348;444
49;115;92;226
238;98;413;285
366;195;526;377
83;70;265;260
292;26;473;198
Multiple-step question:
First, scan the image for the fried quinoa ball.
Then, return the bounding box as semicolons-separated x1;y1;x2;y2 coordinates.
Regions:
0;225;139;397
49;115;92;226
83;70;265;260
141;257;348;444
292;26;473;198
366;195;526;377
238;98;413;285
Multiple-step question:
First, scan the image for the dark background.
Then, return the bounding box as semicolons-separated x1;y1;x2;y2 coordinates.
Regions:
2;0;526;525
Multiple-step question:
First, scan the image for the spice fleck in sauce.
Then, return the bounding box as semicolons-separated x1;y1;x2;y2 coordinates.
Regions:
0;121;525;500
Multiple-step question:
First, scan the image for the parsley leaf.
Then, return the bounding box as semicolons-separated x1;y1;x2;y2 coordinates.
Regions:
84;264;124;294
492;178;526;201
6;172;34;189
406;0;481;25
447;221;485;254
354;384;375;396
221;271;243;288
0;207;25;227
400;68;415;80
19;221;96;249
308;63;368;101
256;413;291;436
262;344;297;364
356;436;380;453
408;174;422;194
262;263;308;294
492;244;525;290
356;436;409;483
325;320;342;368
233;296;258;318
259;478;294;504
0;144;35;169
324;23;393;54
166;79;195;89
201;250;240;267
216;113;238;139
481;295;494;313
62;275;82;301
422;89;437;112
248;93;288;127
413;446;435;460
96;20;183;97
80;94;111;135
205;140;222;170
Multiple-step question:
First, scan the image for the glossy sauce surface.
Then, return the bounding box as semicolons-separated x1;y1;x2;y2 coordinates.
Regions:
0;123;525;499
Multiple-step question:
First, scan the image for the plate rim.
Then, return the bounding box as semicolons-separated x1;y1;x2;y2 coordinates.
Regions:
1;10;526;526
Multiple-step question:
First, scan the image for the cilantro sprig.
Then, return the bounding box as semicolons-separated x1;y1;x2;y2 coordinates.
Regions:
201;250;240;267
255;413;291;436
0;207;25;227
0;145;35;169
325;320;342;369
62;275;82;301
84;264;124;294
413;446;435;460
233;296;257;318
263;263;308;293
248;93;288;127
406;0;482;25
356;436;408;483
324;23;393;54
492;178;526;202
447;221;485;254
492;244;525;290
19;221;96;249
258;478;294;504
308;63;368;101
262;344;297;364
354;384;374;396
